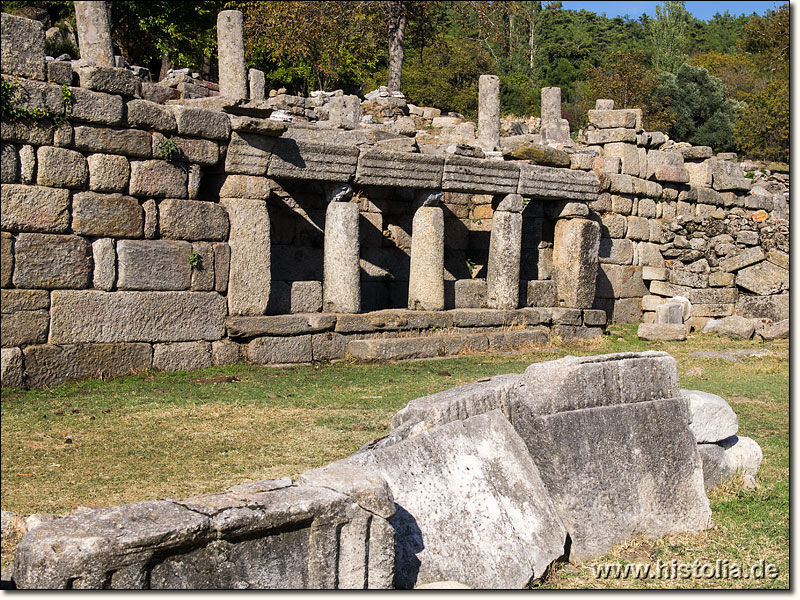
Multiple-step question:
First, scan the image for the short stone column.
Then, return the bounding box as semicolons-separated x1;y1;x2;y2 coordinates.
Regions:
540;86;571;145
249;68;266;102
217;10;248;101
477;74;501;152
74;1;114;67
323;201;360;313
408;206;444;311
552;217;600;308
486;194;523;310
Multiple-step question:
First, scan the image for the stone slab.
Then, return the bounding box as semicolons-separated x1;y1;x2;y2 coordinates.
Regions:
1;184;70;233
441;156;519;194
72;192;143;237
355;150;443;188
12;233;91;289
73;125;152;157
636;322;686;341
518;164;600;201
49;290;226;343
270;139;359;182
227;314;336;338
516;398;711;561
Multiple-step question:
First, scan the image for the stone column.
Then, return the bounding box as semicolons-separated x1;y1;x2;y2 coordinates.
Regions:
323;201;360;313
74;1;114;67
486;194;523;310
477;74;501;152
541;86;570;145
408;206;444;311
249;68;266;102
217;10;248;101
552;217;600;308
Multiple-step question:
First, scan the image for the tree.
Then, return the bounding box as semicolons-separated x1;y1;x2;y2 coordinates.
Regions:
689;51;763;101
652;63;741;151
737;3;789;75
584;51;674;132
648;1;689;73
733;78;788;162
386;1;411;91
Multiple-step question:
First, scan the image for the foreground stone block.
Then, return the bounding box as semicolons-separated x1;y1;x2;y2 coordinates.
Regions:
697;444;736;491
226;314;336;338
22;343;153;388
1;184;70;233
153;341;212;372
13;476;394;589
518;398;711;561
247;335;313;364
681;389;738;444
701;315;755;339
49;291;226;343
636;322;686;341
735;294;788;322
1;13;45;80
352;411;568;589
1;347;24;387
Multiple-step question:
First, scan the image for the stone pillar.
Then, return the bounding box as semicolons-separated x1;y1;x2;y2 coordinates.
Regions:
540;86;571;145
249;68;266;102
552;217;600;308
486;194;523;310
74;1;114;67
323;201;360;313
217;10;248;101
408;206;444;311
221;198;270;315
477;74;501;152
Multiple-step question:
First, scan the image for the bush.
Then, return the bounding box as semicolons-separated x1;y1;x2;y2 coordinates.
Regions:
734;78;788;162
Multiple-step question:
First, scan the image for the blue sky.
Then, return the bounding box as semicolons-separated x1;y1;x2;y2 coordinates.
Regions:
560;1;782;21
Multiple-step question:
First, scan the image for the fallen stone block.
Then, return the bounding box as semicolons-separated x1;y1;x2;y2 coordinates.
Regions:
352;411;568;589
688;349;771;364
516;398;711;561
735;294;788;322
701;315;755;339
718;247;765;272
681;389;738;443
718;435;763;477
636;322;686;341
697;444;736;491
759;318;788;340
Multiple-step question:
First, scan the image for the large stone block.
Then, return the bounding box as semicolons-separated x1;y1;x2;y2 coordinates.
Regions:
1;118;53;146
269;139;359;182
552;218;600;308
1;13;45;80
603;142;639;177
152;341;213;372
441;156;519;194
646;151;689;183
158;199;229;241
735;293;788;322
125;99;177;133
735;261;788;296
352;411;567;589
1;184;70;233
92;237;115;290
13;233;91;289
514;398;711;561
1;309;49;347
73;125;152;157
598;238;634;265
518;164;600;201
221;198;270;315
49;290;226;343
649;280;737;305
36;147;88;189
709;160;751;191
586;109;637;129
355;149;443;188
0;288;49;312
68;87;125;125
116;239;192;291
1;347;24;387
636;322;686;341
525;280;556;307
718;247;765;273
76;66;137;96
247;335;313;364
22;343;153;388
171;106;231;141
129;160;188;198
697;443;736;491
86;153;130;193
218;174;275;199
226;314;335;338
224;131;276;175
583;128;637;144
72;192;143;237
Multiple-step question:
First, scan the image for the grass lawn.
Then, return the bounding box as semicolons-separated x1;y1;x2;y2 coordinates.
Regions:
0;324;789;588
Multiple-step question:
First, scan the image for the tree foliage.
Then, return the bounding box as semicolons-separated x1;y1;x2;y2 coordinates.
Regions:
648;1;690;73
733;78;788;163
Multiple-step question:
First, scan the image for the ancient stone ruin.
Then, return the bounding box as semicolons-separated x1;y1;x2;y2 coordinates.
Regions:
0;7;789;388
8;351;762;589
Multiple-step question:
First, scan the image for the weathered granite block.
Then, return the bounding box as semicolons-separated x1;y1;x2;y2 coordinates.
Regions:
221;198;270;315
352;411;568;589
518;164;600;201
86;153;130;193
152;341;213;372
153;134;219;166
171;106;231;141
218;174;275;199
158;199;228;241
1;184;70;233
603;142;639;177
681;389;738;444
13;233;91;289
583;128;637;144
514;398;711;561
552;218;600;308
586;109;637;129
636;322;687;341
709;160;751;191
73;125;152;157
72;192;143;237
77;66;138;96
454;278;486;308
323;201;360;313
35;147;87;189
269;139;359;182
487;328;550;351
247;335;313;364
599;238;634;265
1;118;53;146
596;264;648;299
189;242;214;291
719;247;767;273
1;13;46;80
1;309;49;347
646;150;689;183
125;99;178;132
226;314;336;338
525;280;556;307
649;280;738;305
117;239;192;291
68;87;125;125
735;260;788;296
1;232;12;287
441;156;519;194
49;290;226;343
129;160;188;198
1;347;24;387
355;149;443;188
0;289;50;312
408;207;444;311
1;142;19;183
92;237;115;291
224;131;276;175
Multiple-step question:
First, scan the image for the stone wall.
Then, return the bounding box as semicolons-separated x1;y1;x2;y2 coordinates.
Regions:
0;11;789;388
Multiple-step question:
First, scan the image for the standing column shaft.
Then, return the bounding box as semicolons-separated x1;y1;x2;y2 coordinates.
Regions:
487;194;524;310
74;1;114;67
217;10;248;101
408;206;444;311
324;202;361;313
541;86;562;123
478;74;501;152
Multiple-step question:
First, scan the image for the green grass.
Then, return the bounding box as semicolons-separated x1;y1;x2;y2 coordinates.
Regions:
0;325;789;588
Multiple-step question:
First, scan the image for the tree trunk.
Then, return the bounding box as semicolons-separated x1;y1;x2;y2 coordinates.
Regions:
158;54;173;82
387;1;409;93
